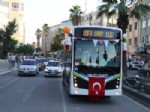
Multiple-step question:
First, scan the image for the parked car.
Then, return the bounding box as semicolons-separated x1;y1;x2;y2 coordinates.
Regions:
129;61;141;69
18;59;39;76
138;63;150;77
44;60;63;77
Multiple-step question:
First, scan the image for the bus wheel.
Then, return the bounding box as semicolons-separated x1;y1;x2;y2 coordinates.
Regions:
104;96;111;99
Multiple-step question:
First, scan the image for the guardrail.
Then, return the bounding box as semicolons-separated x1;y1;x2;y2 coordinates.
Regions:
123;75;150;107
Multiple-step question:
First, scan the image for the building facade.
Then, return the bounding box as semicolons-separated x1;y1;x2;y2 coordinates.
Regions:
0;0;9;28
127;17;140;57
140;0;150;58
0;0;25;44
41;24;61;52
8;0;25;44
81;11;117;26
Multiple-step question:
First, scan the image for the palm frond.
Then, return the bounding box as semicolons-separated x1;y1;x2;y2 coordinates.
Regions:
102;0;117;3
116;0;128;15
130;4;150;20
96;4;111;19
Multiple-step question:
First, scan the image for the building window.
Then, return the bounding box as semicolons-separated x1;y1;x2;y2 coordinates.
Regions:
135;37;137;47
135;22;137;30
129;39;132;45
12;3;19;9
142;21;146;28
148;19;150;27
141;36;144;43
146;35;150;43
129;25;132;31
93;15;96;20
21;3;24;11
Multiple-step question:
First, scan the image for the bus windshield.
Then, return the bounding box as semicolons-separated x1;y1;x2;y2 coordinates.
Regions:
74;40;120;68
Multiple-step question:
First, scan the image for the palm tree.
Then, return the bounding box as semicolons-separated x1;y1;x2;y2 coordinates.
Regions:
69;5;83;26
96;0;150;76
35;28;41;49
42;24;49;54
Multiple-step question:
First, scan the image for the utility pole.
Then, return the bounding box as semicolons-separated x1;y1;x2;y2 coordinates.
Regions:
84;0;87;14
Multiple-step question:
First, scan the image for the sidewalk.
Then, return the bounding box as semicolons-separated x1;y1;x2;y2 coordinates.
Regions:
0;59;17;76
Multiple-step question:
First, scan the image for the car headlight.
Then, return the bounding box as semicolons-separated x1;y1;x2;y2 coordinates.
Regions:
135;75;139;78
45;68;48;72
58;69;63;72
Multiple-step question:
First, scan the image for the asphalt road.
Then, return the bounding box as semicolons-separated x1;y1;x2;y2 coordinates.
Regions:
0;71;149;112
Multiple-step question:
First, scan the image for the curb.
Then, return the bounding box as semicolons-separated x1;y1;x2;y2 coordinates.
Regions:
123;85;150;108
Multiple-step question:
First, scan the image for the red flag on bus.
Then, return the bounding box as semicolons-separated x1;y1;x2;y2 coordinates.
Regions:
88;77;105;96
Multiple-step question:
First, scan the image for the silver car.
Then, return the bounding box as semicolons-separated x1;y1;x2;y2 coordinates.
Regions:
18;59;39;76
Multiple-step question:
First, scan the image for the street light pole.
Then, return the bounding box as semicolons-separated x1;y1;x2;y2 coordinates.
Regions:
45;35;47;54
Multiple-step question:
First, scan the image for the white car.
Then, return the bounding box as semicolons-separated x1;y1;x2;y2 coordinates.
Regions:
18;59;39;76
44;60;63;77
129;61;141;69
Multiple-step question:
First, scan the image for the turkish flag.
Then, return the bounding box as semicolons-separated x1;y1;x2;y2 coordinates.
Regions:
88;77;105;96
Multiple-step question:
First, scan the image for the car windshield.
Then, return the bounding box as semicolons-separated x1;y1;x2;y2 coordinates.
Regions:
22;60;36;65
133;62;139;64
47;62;61;67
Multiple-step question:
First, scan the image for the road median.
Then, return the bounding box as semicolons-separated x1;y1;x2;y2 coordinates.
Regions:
123;85;150;108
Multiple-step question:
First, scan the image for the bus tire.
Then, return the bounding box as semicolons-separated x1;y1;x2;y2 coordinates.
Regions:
105;96;111;99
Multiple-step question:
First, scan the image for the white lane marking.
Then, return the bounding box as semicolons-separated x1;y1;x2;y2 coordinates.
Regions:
22;86;35;102
59;78;67;112
123;95;150;111
0;78;18;89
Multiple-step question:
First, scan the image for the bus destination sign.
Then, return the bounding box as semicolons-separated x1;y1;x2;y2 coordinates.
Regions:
82;30;114;38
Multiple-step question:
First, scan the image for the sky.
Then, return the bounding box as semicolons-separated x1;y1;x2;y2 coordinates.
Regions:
24;0;99;44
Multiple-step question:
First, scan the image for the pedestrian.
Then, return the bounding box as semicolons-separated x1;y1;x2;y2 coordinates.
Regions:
16;54;21;68
8;53;12;69
11;53;16;68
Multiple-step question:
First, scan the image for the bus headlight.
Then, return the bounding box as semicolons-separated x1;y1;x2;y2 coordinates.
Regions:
116;85;119;89
74;83;78;87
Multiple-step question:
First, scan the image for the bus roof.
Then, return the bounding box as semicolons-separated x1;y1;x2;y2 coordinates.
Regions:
73;25;122;31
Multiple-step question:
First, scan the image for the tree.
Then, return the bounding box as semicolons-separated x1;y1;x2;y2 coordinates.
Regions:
9;39;18;53
16;44;34;55
0;19;17;58
42;24;49;53
96;0;150;76
69;5;83;26
35;28;41;49
50;28;64;52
